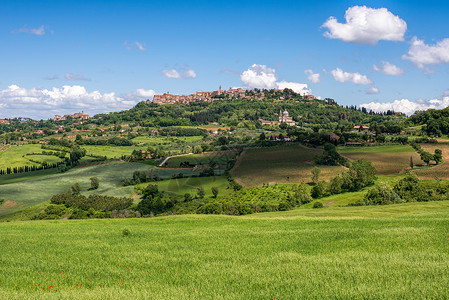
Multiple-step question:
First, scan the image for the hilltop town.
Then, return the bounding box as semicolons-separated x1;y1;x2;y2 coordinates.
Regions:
152;86;315;104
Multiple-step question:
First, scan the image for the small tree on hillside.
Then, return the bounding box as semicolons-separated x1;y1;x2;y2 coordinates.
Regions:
410;156;414;169
71;183;81;195
212;187;219;198
434;149;443;164
420;151;433;166
90;177;100;190
311;167;321;184
197;187;205;199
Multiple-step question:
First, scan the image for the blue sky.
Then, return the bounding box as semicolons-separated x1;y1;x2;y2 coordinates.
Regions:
1;0;449;119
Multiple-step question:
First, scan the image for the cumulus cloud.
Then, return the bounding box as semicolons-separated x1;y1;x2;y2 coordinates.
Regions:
240;64;311;95
162;69;182;79
182;69;197;79
362;96;449;115
322;6;407;45
330;68;373;84
366;87;379;94
402;37;449;69
125;88;156;101
240;64;278;89
276;81;311;95
304;69;321;83
65;73;91;81
123;40;146;51
162;68;196;79
12;25;46;36
372;61;405;76
0;84;153;119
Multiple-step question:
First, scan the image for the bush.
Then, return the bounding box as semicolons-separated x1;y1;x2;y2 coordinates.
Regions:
313;201;324;209
122;229;131;236
363;183;402;205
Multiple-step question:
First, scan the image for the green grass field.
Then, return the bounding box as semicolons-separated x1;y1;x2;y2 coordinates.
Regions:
1;201;449;299
0;144;43;169
231;144;345;187
131;135;204;146
82;145;145;159
165;151;237;168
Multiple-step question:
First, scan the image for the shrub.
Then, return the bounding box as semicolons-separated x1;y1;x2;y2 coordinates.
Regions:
313;201;324;209
122;229;131;236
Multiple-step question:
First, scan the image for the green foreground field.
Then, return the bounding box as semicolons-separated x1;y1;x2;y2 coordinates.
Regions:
1;202;449;299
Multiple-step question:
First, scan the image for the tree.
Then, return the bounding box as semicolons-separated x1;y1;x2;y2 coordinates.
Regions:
346;158;377;191
311;182;326;198
89;177;99;190
434;149;443;164
259;132;266;141
193;145;203;154
364;183;402;205
311;167;321;184
410;156;414;169
211;187;219;198
420;151;433;166
196;187;205;199
71;183;81;195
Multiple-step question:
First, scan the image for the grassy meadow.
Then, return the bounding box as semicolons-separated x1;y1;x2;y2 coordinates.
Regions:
0;144;44;170
1;202;449;299
230;144;345;187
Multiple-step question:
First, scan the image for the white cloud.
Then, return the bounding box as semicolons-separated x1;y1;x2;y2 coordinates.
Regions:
402;37;449;69
366;87;379;94
12;25;46;36
362;96;449;115
162;69;182;79
64;73;91;81
240;64;278;89
162;68;197;79
276;81;311;95
372;61;405;76
330;68;373;84
0;85;152;119
125;88;156;101
182;69;197;79
240;64;311;95
322;6;407;45
305;69;321;83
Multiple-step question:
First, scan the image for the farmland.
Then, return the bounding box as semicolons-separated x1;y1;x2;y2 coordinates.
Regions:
0;162;200;220
338;144;424;175
1;201;449;299
230;144;345;187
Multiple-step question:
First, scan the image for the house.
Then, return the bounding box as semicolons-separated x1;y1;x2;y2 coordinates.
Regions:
329;133;340;142
0;119;9;124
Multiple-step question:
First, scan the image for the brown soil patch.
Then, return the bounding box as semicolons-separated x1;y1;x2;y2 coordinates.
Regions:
0;200;21;209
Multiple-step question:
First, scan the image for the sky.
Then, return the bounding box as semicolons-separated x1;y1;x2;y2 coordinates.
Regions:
1;0;449;119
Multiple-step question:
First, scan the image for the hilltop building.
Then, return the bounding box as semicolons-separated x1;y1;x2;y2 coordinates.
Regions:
259;109;296;126
52;111;90;121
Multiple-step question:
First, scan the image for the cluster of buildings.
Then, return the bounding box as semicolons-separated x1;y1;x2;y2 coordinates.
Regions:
0;119;10;125
259;110;296;127
52;111;90;122
152;86;246;104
